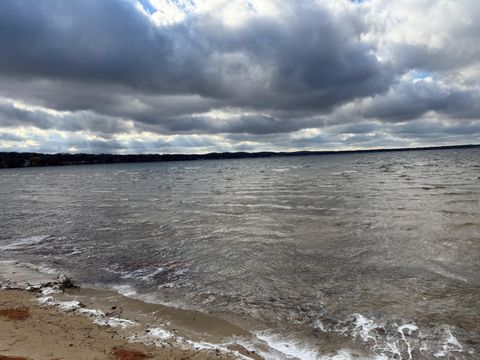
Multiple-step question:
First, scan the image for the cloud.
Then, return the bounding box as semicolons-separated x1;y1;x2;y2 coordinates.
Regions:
0;0;391;106
0;98;133;135
358;73;480;122
0;0;478;153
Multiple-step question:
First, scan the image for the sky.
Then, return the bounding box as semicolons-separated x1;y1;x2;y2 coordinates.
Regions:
0;0;479;154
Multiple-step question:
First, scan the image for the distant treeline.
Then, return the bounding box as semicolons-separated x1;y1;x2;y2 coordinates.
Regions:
0;144;478;169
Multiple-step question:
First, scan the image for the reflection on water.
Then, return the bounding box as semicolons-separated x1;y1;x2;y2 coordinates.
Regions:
1;148;479;359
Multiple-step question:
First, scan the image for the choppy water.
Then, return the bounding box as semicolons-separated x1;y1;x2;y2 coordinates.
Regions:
1;148;479;359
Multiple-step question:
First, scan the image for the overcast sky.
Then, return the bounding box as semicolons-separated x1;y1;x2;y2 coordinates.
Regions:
0;0;479;154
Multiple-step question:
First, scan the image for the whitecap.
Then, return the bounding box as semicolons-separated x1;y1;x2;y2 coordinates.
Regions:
398;324;418;359
434;329;463;358
255;332;319;360
348;314;383;344
0;235;49;251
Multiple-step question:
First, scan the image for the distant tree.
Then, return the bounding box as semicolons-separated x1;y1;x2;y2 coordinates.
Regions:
30;155;42;166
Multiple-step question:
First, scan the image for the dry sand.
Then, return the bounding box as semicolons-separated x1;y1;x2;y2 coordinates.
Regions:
0;289;256;360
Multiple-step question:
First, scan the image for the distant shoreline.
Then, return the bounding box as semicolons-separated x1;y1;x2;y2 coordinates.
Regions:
1;144;478;169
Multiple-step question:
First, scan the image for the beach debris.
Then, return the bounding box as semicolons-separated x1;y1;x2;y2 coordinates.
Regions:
0;307;30;321
106;305;123;317
0;356;30;360
59;276;79;291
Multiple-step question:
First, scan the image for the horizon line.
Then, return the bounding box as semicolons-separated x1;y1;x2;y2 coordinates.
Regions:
1;143;479;157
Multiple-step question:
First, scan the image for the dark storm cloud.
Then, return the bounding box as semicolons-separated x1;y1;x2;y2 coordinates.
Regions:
190;4;393;109
0;132;24;142
360;77;480;122
392;120;480;139
0;0;478;152
0;99;132;135
0;1;171;90
136;112;322;135
0;100;53;129
0;0;391;110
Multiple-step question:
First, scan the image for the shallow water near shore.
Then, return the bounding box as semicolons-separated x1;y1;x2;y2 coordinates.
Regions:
1;148;479;359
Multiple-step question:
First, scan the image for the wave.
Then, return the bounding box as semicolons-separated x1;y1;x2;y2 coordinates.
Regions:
312;313;470;360
0;235;49;251
0;260;475;359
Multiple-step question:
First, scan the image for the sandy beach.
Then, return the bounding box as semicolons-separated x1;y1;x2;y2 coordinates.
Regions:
0;261;265;360
0;288;252;360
